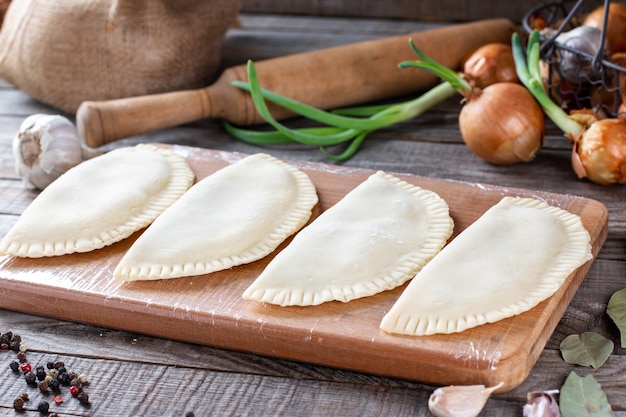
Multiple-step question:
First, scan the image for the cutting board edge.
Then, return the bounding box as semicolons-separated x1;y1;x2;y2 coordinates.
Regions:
0;293;530;391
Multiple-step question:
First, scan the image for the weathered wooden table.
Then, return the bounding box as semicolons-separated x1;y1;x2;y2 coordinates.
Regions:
1;4;625;417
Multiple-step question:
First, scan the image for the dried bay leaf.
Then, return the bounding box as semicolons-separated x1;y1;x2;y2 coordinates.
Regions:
607;287;626;347
559;372;614;417
559;332;613;368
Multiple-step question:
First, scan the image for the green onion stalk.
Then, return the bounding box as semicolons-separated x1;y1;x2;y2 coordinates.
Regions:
225;58;457;161
512;30;586;140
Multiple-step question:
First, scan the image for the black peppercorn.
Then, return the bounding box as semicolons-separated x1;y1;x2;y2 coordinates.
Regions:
49;379;60;391
37;400;50;414
36;365;47;381
58;372;71;385
76;391;89;404
10;361;20;373
46;361;55;369
13;397;24;411
38;380;49;393
25;371;37;386
53;361;64;370
9;340;21;352
2;331;13;343
17;351;27;363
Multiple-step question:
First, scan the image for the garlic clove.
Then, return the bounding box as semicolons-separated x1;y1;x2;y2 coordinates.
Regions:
12;114;101;190
428;381;504;417
523;390;560;417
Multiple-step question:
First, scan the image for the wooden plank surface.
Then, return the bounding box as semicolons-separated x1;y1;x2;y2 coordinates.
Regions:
240;0;559;23
0;144;608;393
0;11;625;417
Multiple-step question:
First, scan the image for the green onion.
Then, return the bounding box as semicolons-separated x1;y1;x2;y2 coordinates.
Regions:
512;30;584;139
330;103;397;117
399;39;472;93
225;57;456;161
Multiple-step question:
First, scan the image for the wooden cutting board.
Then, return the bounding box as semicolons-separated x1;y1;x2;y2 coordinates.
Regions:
0;144;608;392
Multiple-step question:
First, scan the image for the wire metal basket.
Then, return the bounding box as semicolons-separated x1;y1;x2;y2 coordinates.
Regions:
522;0;626;118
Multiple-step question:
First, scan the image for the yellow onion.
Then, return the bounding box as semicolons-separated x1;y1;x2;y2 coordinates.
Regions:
572;118;626;184
458;82;545;164
584;3;626;54
462;43;519;88
402;40;544;165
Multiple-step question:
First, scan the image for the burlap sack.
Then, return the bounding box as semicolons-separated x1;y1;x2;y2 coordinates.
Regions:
0;0;242;114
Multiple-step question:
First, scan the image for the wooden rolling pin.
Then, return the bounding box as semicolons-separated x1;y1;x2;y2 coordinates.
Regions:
76;18;515;148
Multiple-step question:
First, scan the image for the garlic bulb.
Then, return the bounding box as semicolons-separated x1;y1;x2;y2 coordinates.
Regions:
428;382;504;417
13;114;100;189
554;26;604;84
523;390;560;417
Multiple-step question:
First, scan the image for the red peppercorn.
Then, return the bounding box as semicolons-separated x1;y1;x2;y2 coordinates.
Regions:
69;385;79;397
19;362;31;373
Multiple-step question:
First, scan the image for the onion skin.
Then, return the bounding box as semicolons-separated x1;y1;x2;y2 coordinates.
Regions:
584;3;626;54
618;100;626;122
458;82;545;164
462;43;519;88
573;118;626;184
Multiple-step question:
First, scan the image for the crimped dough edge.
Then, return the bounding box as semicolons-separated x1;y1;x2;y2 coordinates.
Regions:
114;153;319;280
243;171;455;306
0;144;195;257
380;196;593;336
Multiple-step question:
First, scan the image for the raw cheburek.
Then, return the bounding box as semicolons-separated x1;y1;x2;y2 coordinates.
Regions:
0;144;194;258
380;196;593;336
243;171;455;306
114;153;318;281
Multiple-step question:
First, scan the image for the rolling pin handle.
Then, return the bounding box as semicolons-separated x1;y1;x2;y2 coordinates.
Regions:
76;88;217;148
